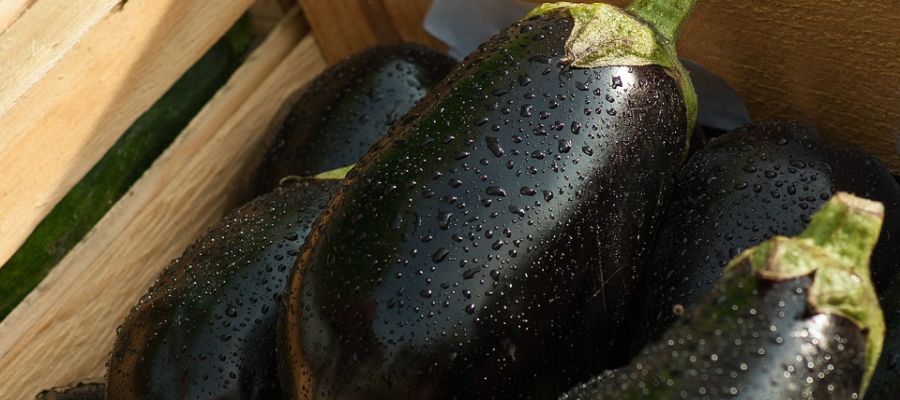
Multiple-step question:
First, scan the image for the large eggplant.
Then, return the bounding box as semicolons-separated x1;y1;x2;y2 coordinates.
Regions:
106;178;339;400
254;43;456;195
626;122;900;355
278;1;697;398
563;193;886;399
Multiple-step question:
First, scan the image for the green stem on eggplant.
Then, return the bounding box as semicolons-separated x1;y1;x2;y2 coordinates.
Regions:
312;164;355;180
717;192;885;395
527;0;698;138
562;193;885;399
800;192;884;271
627;0;697;44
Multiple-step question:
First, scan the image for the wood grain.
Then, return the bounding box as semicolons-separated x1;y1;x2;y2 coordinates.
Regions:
0;0;121;119
0;0;255;269
674;1;900;174
297;0;445;64
0;14;324;399
0;0;36;35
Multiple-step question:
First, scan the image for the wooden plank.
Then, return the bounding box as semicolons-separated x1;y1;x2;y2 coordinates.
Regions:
0;16;323;400
674;0;900;174
0;0;36;35
0;0;121;119
298;0;445;64
0;0;255;268
298;0;398;64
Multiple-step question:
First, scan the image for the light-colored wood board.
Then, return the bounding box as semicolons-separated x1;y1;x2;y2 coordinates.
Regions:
298;0;445;64
0;0;255;269
0;0;36;35
527;0;900;173
0;0;120;120
0;22;323;400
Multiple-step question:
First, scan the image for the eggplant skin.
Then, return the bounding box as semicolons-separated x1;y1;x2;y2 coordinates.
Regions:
254;43;456;195
626;121;900;354
562;271;868;400
105;179;339;400
279;10;688;400
36;381;104;400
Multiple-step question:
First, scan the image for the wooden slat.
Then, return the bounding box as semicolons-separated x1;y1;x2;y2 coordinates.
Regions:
297;0;445;64
0;0;36;35
0;0;121;119
0;14;324;399
0;0;255;269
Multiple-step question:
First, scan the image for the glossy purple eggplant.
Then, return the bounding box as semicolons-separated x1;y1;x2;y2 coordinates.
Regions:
626;121;900;356
564;194;886;399
278;1;698;398
106;179;339;400
254;43;456;195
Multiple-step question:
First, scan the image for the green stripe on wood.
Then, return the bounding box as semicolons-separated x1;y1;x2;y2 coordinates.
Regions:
0;16;254;321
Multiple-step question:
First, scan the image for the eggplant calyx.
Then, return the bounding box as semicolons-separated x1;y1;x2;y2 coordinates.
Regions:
800;192;884;270
626;0;695;44
725;192;885;394
525;2;698;140
313;164;355;180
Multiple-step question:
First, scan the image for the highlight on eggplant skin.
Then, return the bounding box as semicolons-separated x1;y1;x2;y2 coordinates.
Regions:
278;3;695;399
105;179;339;400
254;43;457;196
36;380;105;400
625;121;900;356
562;193;885;400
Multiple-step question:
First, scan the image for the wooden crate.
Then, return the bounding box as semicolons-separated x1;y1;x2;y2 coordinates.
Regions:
0;2;325;397
0;1;898;398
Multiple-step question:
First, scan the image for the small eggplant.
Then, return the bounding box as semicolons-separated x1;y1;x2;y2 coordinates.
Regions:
626;122;900;355
254;43;456;195
563;193;886;399
278;0;698;398
105;178;339;400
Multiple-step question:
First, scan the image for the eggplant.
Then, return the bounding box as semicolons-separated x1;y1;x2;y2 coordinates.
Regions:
36;381;104;400
626;122;900;355
869;274;900;399
105;178;340;400
254;43;456;195
278;1;697;398
563;193;886;399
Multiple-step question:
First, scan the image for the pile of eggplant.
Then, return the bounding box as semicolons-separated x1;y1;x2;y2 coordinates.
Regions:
41;1;900;399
